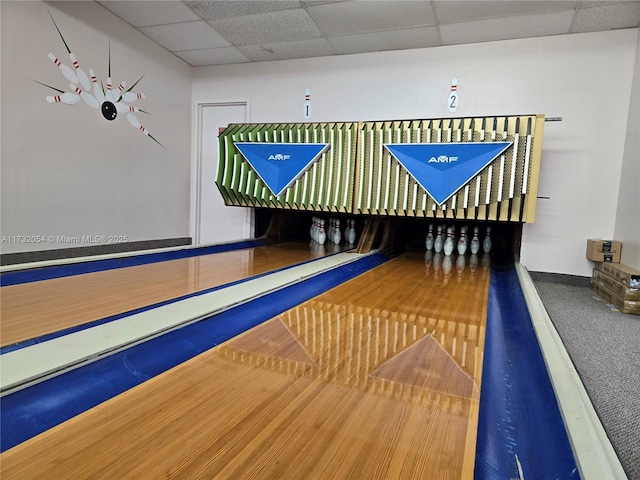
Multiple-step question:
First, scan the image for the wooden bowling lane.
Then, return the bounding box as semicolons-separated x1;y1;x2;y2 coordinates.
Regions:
0;242;337;347
0;252;490;479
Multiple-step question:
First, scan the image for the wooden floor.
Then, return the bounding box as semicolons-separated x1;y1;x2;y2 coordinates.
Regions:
1;250;490;479
0;242;337;347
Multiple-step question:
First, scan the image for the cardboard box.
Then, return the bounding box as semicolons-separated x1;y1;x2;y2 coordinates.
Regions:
592;269;640;301
596;262;640;289
591;279;640;315
586;239;621;263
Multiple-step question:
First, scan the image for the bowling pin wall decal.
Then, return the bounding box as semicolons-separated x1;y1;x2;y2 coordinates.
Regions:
447;77;459;113
303;88;312;120
39;11;162;147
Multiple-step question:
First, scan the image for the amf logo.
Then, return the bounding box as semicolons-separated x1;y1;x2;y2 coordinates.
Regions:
428;155;458;163
268;153;291;161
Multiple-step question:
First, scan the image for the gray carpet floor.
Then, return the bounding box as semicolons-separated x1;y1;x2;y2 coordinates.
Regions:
531;273;640;480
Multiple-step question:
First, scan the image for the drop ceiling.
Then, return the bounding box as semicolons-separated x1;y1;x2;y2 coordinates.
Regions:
97;0;640;66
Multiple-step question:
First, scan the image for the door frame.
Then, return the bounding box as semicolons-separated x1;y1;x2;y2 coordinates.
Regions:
190;99;251;245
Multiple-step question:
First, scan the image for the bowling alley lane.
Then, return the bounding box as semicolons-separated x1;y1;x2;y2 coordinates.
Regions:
0;251;490;479
0;242;345;347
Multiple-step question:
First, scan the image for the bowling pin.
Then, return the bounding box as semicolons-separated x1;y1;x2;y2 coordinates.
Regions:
46;92;80;105
122;91;146;103
347;219;356;245
434;225;444;253
114;81;127;102
333;219;341;244
470;226;480;255
317;219;326;245
68;52;91;91
117;104;140;113
331;219;336;243
69;83;99;109
105;77;115;103
127;112;149;135
310;217;316;241
443;227;454;256
89;69;105;104
425;224;434;251
483;226;492;253
457;226;468;255
48;53;78;84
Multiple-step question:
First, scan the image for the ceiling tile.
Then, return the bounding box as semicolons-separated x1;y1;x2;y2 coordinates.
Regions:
572;2;640;32
329;26;441;55
98;1;201;27
434;0;578;25
139;20;231;51
238;38;336;62
174;46;250;66
209;8;322;45
185;0;302;20
307;1;435;36
441;10;576;45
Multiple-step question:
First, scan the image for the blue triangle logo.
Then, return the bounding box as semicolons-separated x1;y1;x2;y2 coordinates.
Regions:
234;142;330;196
384;142;512;205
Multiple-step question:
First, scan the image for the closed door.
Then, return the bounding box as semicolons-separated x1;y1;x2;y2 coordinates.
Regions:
197;102;251;244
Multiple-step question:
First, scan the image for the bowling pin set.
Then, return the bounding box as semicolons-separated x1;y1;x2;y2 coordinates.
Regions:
310;217;357;246
425;224;491;256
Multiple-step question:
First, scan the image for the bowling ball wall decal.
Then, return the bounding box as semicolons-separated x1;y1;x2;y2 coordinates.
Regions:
38;11;163;147
101;102;117;121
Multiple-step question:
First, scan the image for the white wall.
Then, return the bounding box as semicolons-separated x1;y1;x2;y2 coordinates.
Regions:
1;1;192;254
193;28;638;277
614;30;640;270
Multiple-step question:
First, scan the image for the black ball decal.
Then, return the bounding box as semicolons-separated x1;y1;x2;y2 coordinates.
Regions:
101;101;117;121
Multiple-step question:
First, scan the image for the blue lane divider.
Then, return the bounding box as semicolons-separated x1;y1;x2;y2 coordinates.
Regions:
474;267;579;480
0;240;265;286
0;253;389;452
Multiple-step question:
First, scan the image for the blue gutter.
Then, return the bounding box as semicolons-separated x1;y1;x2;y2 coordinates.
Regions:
0;252;389;452
474;267;579;479
0;240;265;286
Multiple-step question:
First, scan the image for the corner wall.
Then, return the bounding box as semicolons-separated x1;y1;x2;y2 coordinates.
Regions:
1;1;192;255
193;29;638;276
614;29;640;270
